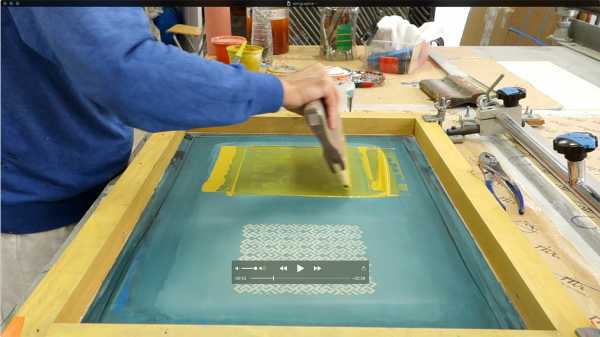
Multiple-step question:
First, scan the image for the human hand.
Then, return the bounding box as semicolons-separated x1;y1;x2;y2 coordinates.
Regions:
280;64;340;129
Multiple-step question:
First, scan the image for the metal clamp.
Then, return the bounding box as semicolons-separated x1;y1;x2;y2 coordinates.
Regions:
423;96;450;126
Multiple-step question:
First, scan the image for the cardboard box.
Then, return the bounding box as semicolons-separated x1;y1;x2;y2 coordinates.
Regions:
461;7;559;46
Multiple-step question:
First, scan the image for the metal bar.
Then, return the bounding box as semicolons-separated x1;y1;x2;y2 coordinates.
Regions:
429;49;468;77
570;19;600;53
428;50;490;92
496;111;600;218
489;135;600;271
485;74;505;97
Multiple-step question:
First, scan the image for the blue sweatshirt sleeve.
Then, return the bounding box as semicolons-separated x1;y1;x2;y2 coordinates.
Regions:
8;7;284;132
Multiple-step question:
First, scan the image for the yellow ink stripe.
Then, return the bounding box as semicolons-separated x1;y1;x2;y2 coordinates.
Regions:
374;148;392;196
201;146;237;193
202;145;403;198
358;147;374;183
228;147;247;196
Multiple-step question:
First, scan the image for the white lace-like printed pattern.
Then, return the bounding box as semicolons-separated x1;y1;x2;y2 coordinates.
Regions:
234;224;376;295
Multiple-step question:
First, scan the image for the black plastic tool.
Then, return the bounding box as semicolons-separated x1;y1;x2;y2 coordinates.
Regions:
496;87;526;108
553;132;598;162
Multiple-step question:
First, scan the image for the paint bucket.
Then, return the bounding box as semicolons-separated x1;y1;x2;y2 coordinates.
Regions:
205;7;232;56
226;44;263;72
211;35;247;64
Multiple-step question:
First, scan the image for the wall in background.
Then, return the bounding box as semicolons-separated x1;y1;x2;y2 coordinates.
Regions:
461;7;559;46
434;7;470;46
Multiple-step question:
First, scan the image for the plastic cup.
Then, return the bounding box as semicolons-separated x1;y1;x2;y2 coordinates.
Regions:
226;44;263;72
211;36;247;64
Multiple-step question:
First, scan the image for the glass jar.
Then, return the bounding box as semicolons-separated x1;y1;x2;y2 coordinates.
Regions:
319;7;359;61
246;8;289;56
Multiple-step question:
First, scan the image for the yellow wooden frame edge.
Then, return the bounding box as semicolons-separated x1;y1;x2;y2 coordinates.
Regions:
45;323;561;337
10;113;589;337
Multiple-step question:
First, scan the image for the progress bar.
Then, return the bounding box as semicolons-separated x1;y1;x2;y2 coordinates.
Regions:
232;260;369;284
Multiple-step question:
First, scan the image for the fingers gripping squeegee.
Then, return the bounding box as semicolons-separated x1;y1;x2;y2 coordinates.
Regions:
303;100;350;187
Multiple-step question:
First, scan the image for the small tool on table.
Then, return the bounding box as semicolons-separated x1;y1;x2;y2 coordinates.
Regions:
229;41;247;65
303;100;350;187
478;152;525;215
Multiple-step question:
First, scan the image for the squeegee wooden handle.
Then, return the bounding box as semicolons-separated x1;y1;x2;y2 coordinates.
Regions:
303;100;328;143
304;100;326;119
303;100;337;169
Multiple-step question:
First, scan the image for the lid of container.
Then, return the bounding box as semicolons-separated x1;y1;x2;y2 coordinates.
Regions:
211;35;247;46
325;66;351;82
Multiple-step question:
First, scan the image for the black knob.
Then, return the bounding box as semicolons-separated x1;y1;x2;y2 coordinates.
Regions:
553;132;598;162
496;87;526;108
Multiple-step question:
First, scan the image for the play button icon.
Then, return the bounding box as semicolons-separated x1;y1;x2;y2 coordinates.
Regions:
296;264;304;272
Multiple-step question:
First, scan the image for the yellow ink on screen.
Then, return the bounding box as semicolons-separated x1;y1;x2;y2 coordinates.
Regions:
202;145;407;198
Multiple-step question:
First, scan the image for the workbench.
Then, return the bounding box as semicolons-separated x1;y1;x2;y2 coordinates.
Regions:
274;45;600;325
6;45;600;337
274;45;600;326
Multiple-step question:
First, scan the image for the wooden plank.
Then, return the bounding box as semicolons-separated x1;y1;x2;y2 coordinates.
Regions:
191;112;415;136
452;136;600;328
272;46;561;110
449;57;562;110
13;132;185;337
55;131;185;323
437;109;600;326
414;119;590;336
46;323;561;337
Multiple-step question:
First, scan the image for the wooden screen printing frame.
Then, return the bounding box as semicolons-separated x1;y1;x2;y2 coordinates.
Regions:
7;113;589;337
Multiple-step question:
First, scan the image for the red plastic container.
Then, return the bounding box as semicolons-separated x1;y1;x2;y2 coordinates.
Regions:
211;36;247;64
379;56;399;74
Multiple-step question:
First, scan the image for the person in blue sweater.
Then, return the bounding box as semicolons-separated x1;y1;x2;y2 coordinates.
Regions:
1;7;339;320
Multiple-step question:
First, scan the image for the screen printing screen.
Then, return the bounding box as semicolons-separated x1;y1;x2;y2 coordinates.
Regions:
85;134;523;329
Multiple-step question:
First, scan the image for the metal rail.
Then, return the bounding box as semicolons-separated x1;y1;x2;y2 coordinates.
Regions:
496;111;600;218
490;136;600;269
